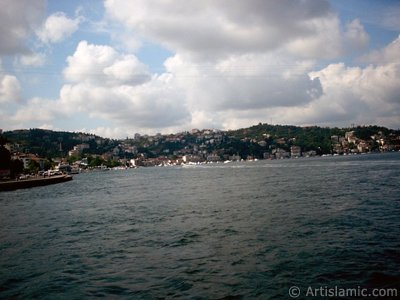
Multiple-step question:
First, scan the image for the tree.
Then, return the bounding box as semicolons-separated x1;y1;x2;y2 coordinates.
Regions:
0;145;11;170
67;155;80;165
26;160;40;174
0;135;8;146
0;143;11;179
89;156;105;167
10;159;24;178
44;159;54;171
105;159;121;168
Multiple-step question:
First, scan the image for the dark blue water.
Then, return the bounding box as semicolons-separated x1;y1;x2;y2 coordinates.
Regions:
1;153;399;299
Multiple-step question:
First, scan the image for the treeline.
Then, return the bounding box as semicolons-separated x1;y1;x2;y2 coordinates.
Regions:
3;129;117;158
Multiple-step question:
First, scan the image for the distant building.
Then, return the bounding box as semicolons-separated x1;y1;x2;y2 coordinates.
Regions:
357;141;369;153
68;149;79;157
229;155;241;161
304;150;317;157
182;155;201;163
276;138;286;145
263;152;271;159
80;157;88;167
333;143;344;154
206;154;220;162
345;131;357;143
68;143;90;156
290;146;301;157
274;148;289;159
15;154;45;170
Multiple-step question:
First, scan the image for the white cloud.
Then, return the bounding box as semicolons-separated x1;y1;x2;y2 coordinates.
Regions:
99;0;388;134
59;41;190;131
164;52;322;113
64;41;150;85
37;12;81;44
87;126;127;139
0;63;22;104
284;14;344;59
303;39;400;128
361;35;400;65
10;97;65;124
104;0;340;60
186;36;400;131
37;123;56;130
0;0;45;55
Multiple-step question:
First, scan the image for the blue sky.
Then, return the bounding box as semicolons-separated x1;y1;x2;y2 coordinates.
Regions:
0;0;399;138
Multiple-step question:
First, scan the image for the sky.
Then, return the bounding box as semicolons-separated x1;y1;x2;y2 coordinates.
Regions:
0;0;399;138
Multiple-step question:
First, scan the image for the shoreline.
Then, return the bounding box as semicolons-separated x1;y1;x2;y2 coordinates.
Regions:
0;175;73;192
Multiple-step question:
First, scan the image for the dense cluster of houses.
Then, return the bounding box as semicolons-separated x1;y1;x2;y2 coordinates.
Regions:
331;130;396;154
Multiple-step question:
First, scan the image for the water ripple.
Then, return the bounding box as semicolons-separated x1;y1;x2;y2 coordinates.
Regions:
0;153;399;298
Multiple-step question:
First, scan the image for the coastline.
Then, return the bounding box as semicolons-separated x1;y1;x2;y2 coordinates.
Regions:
0;175;73;192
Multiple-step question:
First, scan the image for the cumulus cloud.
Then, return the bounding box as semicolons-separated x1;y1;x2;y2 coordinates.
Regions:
59;42;322;134
185;36;400;131
303;38;400;128
64;41;150;85
36;12;81;44
165;52;322;112
361;35;400;65
60;41;190;130
104;0;340;60
0;74;22;104
0;61;22;104
0;0;45;55
99;0;383;134
10;97;65;124
2;101;69;132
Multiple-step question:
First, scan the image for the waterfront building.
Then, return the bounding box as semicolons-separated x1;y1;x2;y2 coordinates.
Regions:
290;146;302;158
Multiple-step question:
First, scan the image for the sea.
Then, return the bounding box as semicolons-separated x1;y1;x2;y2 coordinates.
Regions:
1;153;399;299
